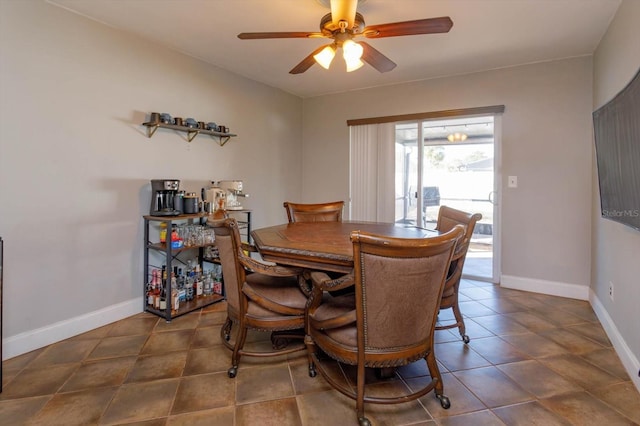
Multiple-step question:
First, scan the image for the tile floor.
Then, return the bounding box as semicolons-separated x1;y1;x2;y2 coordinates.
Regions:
1;279;639;425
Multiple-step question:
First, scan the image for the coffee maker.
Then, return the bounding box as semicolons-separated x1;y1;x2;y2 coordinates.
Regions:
215;180;248;210
150;179;181;216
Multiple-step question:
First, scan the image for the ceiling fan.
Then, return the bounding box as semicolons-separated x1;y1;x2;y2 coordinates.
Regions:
237;0;453;74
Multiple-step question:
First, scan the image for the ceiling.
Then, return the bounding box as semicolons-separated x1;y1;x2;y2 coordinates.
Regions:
47;0;621;99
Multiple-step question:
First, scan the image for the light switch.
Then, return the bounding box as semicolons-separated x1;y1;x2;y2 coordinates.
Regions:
508;176;518;188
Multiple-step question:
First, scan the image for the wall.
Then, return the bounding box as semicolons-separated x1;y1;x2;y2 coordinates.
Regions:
302;57;593;299
0;0;302;358
591;0;640;390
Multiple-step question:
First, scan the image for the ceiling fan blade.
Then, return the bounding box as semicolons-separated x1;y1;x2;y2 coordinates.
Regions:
289;44;331;74
360;41;396;73
331;0;358;29
238;32;324;40
363;17;453;38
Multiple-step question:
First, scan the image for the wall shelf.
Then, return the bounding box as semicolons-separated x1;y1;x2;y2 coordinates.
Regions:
142;121;237;146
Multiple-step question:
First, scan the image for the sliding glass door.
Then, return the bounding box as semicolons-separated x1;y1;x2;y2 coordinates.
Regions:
395;116;498;282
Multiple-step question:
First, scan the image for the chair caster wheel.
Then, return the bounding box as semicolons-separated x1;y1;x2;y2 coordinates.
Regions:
437;394;451;409
358;417;371;426
224;334;231;342
227;367;237;378
308;365;317;378
462;334;470;344
375;367;395;379
271;335;289;350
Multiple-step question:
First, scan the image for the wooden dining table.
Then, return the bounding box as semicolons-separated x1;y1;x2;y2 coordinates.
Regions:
250;220;437;273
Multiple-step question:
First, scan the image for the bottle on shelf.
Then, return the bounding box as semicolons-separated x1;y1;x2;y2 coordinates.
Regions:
177;267;184;288
152;268;162;309
213;265;223;295
185;262;195;301
184;275;193;302
159;265;167;310
146;281;152;305
147;269;158;306
171;271;179;314
194;263;203;298
203;271;213;296
176;267;186;303
160;222;167;244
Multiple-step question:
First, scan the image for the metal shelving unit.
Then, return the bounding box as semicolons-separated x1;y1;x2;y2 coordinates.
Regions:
143;214;224;321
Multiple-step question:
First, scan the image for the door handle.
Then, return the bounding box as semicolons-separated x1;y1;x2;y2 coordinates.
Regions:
488;191;497;205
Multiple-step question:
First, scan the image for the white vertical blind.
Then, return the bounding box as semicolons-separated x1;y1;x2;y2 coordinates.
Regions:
349;123;395;222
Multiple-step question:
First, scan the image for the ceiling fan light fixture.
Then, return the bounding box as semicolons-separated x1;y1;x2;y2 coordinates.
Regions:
345;57;364;72
342;39;363;60
313;44;336;69
447;132;468;142
342;39;363;71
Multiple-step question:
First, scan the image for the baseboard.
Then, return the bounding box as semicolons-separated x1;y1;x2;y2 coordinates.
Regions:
2;297;143;360
500;275;590;300
590;291;640;393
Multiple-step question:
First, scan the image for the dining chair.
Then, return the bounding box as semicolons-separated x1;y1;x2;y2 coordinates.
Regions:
435;206;482;343
305;225;465;426
283;200;348;294
211;217;308;378
283;200;344;223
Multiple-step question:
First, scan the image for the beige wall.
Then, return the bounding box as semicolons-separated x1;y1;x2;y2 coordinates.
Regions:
0;1;302;357
302;57;594;296
591;0;640;388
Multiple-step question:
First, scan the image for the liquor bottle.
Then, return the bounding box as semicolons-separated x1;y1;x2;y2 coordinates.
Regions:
146;281;154;306
177;268;185;289
213;265;223;295
171;273;179;314
159;265;167;310
195;263;203;297
203;271;213;296
172;288;179;313
185;273;194;301
154;268;162;308
147;268;158;306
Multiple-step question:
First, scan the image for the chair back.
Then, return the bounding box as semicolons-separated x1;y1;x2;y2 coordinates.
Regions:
435;206;482;261
350;225;464;357
211;218;245;314
283;201;344;223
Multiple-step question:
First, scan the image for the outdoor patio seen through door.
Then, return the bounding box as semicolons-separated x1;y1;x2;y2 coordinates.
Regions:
395;116;498;282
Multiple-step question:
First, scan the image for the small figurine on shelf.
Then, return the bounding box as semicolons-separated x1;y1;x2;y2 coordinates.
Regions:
170;224;183;249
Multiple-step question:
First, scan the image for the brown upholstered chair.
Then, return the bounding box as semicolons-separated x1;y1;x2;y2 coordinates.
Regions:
305;225;465;426
435;206;482;343
211;218;308;378
283;200;344;223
